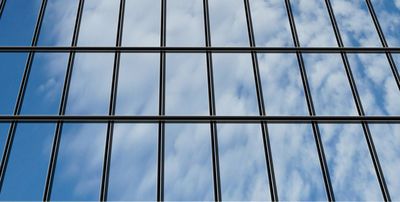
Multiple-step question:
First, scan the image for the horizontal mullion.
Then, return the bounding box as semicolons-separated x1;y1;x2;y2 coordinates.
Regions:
0;46;399;53
0;115;399;123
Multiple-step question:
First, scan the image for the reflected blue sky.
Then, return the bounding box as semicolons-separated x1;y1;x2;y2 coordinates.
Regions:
0;0;400;201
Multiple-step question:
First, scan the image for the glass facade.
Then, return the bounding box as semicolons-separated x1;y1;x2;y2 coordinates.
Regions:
0;0;399;201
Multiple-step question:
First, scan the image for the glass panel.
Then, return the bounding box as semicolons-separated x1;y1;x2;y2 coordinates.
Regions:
269;124;326;200
65;53;114;115
0;53;27;115
108;124;157;201
166;0;204;47
371;0;400;47
291;0;337;47
164;124;213;201
218;124;269;200
349;54;400;115
320;124;382;201
77;0;119;46
209;0;249;46
331;0;381;47
258;53;307;115
116;54;159;115
370;124;400;201
20;53;68;115
165;54;209;115
51;123;107;200
122;0;160;46
37;0;78;46
0;123;54;200
250;0;293;47
303;54;358;116
0;0;41;46
213;54;258;116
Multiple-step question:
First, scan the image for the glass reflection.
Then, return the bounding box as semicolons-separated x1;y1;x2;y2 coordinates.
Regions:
348;54;400;115
0;124;53;200
122;0;160;47
65;53;113;115
250;0;293;47
303;54;358;116
165;124;213;201
165;54;209;115
51;123;107;200
371;0;400;47
166;0;204;47
320;124;382;201
269;124;326;200
370;124;400;201
331;0;380;47
291;0;337;47
213;54;258;116
116;54;159;115
108;124;157;201
258;53;307;115
218;124;269;201
209;0;249;47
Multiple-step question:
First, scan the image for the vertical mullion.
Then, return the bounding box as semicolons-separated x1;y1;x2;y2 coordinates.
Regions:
157;0;167;201
99;0;126;201
203;0;221;201
0;0;6;18
325;0;391;200
0;0;48;191
284;0;335;201
243;0;278;201
365;0;400;91
42;0;85;200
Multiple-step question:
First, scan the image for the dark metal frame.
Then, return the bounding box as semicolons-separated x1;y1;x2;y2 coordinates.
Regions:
0;0;399;201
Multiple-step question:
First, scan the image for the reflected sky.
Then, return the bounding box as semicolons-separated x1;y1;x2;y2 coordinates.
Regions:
0;0;400;201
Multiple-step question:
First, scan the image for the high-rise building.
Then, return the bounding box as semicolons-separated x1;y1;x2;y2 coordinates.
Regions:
0;0;399;201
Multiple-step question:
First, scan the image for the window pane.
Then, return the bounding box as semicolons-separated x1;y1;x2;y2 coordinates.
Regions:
291;0;337;47
0;0;41;46
51;123;107;200
209;0;248;46
269;124;326;200
165;54;209;115
259;53;307;115
20;53;68;115
108;124;157;201
331;0;381;47
213;54;258;116
370;124;400;201
251;0;293;47
320;124;382;201
122;0;160;46
0;124;54;200
349;54;400;115
218;124;270;201
65;53;113;115
0;53;27;114
116;54;159;115
371;0;400;47
77;0;119;46
303;54;358;116
166;0;204;47
165;124;213;201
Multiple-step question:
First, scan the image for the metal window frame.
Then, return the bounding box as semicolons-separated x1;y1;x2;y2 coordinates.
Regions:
0;0;398;201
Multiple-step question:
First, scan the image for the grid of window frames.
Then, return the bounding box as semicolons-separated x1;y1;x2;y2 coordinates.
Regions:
0;0;400;201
